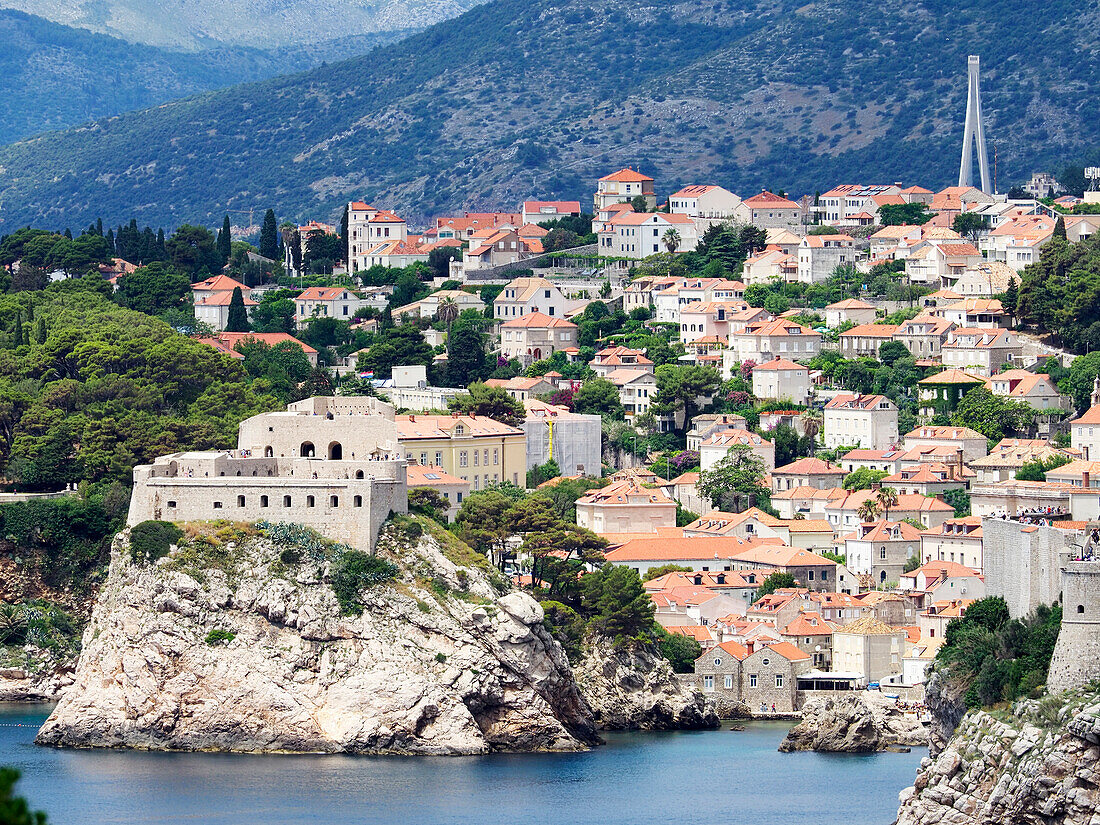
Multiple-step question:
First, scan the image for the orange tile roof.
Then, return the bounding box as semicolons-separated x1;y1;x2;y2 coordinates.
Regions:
773;457;846;475
743;190;800;209
500;311;578;329
604;535;785;562
599;168;653;183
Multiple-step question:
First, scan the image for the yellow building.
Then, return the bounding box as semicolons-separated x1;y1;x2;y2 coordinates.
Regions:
395;414;527;491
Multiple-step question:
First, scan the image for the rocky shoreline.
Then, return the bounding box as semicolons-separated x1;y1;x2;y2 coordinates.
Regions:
779;692;928;753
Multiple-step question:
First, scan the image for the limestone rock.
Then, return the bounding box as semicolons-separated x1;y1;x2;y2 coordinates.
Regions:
573;635;719;731
35;522;600;754
896;694;1100;825
779;692;929;753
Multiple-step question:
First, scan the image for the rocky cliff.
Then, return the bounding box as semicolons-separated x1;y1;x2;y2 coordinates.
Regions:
36;518;600;754
778;692;928;753
573;636;719;731
896;689;1100;825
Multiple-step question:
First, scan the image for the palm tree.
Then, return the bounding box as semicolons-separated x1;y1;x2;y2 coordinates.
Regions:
437;297;459;339
662;228;681;253
875;486;899;521
800;409;822;455
856;499;881;523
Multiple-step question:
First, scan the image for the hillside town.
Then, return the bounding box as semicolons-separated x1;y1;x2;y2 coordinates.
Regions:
7;165;1086;719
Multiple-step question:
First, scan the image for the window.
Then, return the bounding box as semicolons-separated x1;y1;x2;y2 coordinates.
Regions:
459;451;468;467
713;658;722;667
330;496;339;507
306;495;315;508
167;500;177;508
260;495;269;508
749;674;757;688
724;675;733;690
775;674;784;688
703;675;714;690
354;495;363;507
283;495;291;507
435;451;443;465
1079;605;1086;614
473;451;479;466
493;448;499;465
880;548;887;559
213;501;222;509
483;449;489;466
762;657;770;666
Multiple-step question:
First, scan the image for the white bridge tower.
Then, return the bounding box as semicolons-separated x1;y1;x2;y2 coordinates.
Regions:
958;55;992;194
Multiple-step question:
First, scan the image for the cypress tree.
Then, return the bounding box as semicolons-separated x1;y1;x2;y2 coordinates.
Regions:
106;228;115;253
218;215;232;263
1004;277;1019;316
1054;216;1067;240
64;227;72;239
35;317;46;344
25;301;33;322
96;217;103;236
225;287;250;332
259;209;279;260
13;311;22;346
156;228;166;257
339;204;349;260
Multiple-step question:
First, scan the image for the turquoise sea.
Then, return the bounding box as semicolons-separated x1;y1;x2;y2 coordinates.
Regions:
1;703;923;824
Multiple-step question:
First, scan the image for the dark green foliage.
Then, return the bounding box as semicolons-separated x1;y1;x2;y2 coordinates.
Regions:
129;519;183;564
225;287;251;332
408;487;449;521
329;550;399;615
1017;234;1100;352
448;382;525;427
642;563;693;582
580;565;655;642
942;488;971;517
0;766;48;825
0;498;118;590
656;625;703;673
441;326;486;387
938;597;1062;708
217;215;232;263
259;210;279;260
204;628;235;645
114;262;192;317
165;224;222;279
755;571;796;598
1015;453;1073;482
844;467;889;491
877;202;934;225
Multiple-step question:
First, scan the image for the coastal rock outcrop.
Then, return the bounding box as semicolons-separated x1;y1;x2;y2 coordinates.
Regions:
779;692;928;752
0;652;74;701
36;519;600;754
573;636;719;730
896;691;1100;825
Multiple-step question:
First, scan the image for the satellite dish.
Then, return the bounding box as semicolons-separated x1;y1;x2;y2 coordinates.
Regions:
815;645;821;652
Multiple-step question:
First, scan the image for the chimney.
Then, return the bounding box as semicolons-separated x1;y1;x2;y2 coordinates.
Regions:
1085;471;1091;489
409;414;415;422
746;640;755;655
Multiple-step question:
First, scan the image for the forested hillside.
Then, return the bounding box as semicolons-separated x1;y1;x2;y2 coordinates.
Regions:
0;10;413;144
0;0;1097;230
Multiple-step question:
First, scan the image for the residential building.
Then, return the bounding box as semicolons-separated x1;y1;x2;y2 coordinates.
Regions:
839;324;899;359
521;201;580;225
192;274;255;331
780;611;837;669
825;490;955;532
1072;381;1100;461
841;521;922;587
429;212;520;243
796;235;857;283
406;463;469;522
819;184;903;225
500;312;579;366
724;319;822;376
590;346;655;377
668;185;741;221
359;239;429;270
691;639;810;713
734;191;803;231
522;400;601;477
825;299;877;328
484;376;556;403
893;315;956;360
839;448;908;475
622;276;681;314
902;425;988;463
576;478;677;535
880;463;966;496
771;458;847;492
293;287;369;327
832;617;907;686
604;368;660;422
917;369;985;419
493;277;568;320
969;440;1073;484
599;211;698;259
679;301;749;345
394;413;527;491
392;289;484;320
464;229;543;271
921;517;984;572
941;327;1022;376
823;394;899;450
904;242;983;287
899;560;986;605
936;298;1009;329
742;248;798;284
197;331;318;368
751;357;811;404
594;168;657;212
687;413;749;450
698;429;775;472
986;371;1070;414
771;486;848;520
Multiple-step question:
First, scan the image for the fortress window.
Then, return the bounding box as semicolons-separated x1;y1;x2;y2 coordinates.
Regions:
301;441;315;458
1079;605;1086;614
330;496;339;507
354;495;363;507
219;472;225;476
307;496;315;508
167;501;176;509
237;496;245;507
236;471;241;476
283;495;292;507
329;442;343;460
260;495;269;508
265;447;273;458
213;501;223;509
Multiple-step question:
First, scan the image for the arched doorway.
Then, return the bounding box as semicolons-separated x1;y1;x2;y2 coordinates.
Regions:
300;441;315;458
265;446;273;458
329;442;343;461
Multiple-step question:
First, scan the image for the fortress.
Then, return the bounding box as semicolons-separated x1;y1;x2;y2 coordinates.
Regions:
128;396;408;551
1047;525;1100;693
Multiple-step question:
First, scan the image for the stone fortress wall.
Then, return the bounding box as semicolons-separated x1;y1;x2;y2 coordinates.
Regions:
128;396;408;551
982;517;1076;618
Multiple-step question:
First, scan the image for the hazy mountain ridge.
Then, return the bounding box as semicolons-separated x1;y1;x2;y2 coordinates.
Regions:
0;9;416;144
0;0;1097;231
2;0;484;48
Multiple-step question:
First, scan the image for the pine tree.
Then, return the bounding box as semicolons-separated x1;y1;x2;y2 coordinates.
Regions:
1054;216;1067;240
13;311;22;346
1004;277;1019;316
225;287;250;332
35;317;46;344
259;209;279;260
218;215;232;263
63;228;72;239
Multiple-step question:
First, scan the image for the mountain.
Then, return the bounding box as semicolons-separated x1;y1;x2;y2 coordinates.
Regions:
1;0;1098;232
0;10;416;144
3;0;486;49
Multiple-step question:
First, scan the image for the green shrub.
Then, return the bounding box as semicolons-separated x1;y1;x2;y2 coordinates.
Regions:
434;652;447;663
129;520;182;564
655;626;703;673
204;628;235;645
279;546;303;565
329;550;398;615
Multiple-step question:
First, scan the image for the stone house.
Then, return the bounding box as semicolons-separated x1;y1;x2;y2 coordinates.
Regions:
521;200;580;225
825;298;877;328
394;413;527;491
941;327;1022;377
831;617;907;686
500;312;579;366
825;491;955;533
892;315;956;360
780;611;837;669
698;428;775;472
679;301;750;345
691;640;810;713
589;346;655;377
751;357;811;404
902;425;988;463
575;478;677;535
771;457;847;492
841;520;922;587
493;277;568;321
734;190;803;231
797;234;857;284
687;413;749;450
724;319;822;377
594;168;656;212
917;369;986;419
920;516;984;573
839;323;899;359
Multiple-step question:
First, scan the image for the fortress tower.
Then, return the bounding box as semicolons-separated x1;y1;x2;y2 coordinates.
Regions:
958;55;992;194
1047;526;1100;693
